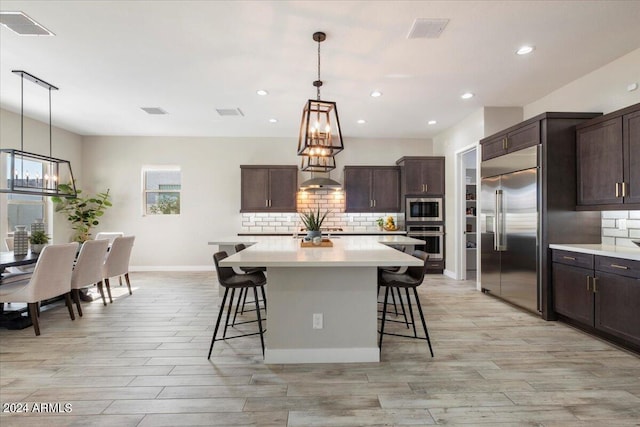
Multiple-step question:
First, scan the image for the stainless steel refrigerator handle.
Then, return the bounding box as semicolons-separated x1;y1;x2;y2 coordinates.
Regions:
496;189;506;251
494;189;500;251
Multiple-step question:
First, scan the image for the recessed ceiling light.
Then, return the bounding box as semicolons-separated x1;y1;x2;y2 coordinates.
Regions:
516;45;535;55
269;118;278;123
461;92;474;100
370;90;382;98
428;120;437;125
357;119;366;124
256;89;269;96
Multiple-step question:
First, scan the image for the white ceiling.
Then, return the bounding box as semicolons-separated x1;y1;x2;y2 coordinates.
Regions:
1;1;639;140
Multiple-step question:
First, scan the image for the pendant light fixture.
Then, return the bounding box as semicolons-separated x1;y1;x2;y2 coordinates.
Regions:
0;70;76;197
297;31;344;172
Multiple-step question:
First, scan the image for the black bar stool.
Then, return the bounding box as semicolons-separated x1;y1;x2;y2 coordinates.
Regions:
208;251;267;359
378;250;434;357
232;243;267;324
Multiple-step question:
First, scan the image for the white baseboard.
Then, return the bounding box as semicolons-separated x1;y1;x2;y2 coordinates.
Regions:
130;265;214;272
264;347;379;364
443;269;457;279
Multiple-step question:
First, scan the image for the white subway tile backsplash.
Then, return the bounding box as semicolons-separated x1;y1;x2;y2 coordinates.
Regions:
602;211;629;219
626;220;640;229
601;211;640;248
603;228;628;238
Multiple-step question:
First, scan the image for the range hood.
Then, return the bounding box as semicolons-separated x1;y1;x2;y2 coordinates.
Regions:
299;175;342;191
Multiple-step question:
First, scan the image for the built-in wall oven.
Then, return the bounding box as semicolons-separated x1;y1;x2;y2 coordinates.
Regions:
406;197;443;222
407;224;444;260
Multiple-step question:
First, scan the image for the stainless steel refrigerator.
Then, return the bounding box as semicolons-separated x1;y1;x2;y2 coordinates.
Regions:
481;146;539;313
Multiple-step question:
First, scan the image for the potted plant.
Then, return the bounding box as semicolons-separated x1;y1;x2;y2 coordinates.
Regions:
376;217;384;231
299;205;330;240
52;184;112;242
29;231;50;254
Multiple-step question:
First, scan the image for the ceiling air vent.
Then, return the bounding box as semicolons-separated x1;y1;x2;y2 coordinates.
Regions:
216;108;245;117
0;11;54;36
141;107;167;115
407;18;449;39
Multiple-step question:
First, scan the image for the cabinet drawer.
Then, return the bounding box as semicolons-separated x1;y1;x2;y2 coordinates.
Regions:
552;250;594;269
596;256;640;279
507;121;540;153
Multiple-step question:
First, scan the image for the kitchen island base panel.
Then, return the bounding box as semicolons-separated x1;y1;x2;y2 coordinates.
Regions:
265;266;379;364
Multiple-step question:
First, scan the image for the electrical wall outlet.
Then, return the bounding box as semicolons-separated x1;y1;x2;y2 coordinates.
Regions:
618;218;627;230
313;313;323;329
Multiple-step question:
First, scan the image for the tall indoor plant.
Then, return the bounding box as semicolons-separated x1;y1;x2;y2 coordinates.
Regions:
52;184;112;242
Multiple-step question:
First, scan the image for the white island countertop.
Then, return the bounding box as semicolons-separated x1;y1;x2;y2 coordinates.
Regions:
549;243;640;261
217;235;424;268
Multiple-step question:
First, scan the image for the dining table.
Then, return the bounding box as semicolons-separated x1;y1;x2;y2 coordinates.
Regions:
0;251;39;274
0;251;39;329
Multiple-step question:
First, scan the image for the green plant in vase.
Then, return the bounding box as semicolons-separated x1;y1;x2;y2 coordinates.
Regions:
52;184;112;242
299;205;330;239
29;230;50;254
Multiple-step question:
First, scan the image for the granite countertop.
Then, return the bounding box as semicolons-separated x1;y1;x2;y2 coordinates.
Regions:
549;243;640;261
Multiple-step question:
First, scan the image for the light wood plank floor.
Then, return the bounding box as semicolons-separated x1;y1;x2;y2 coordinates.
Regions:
1;272;639;426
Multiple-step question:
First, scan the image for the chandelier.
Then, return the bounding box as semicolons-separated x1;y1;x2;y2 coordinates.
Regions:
0;70;76;197
297;31;344;172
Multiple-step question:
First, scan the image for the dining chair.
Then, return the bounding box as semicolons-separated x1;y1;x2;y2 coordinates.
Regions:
71;239;110;314
102;235;135;303
0;242;78;336
94;232;124;245
208;251;267;359
378;250;434;357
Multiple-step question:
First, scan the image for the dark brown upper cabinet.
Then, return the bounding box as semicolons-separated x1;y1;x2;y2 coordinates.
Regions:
480;121;540;161
344;166;400;212
240;165;298;212
395;157;445;196
576;103;640;210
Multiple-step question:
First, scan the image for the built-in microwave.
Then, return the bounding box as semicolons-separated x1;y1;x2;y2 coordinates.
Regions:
406;197;443;222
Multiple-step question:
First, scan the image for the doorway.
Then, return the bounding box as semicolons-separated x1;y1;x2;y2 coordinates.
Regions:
456;146;479;283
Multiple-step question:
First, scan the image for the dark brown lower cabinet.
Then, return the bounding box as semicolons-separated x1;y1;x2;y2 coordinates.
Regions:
552;249;640;352
595;271;640;347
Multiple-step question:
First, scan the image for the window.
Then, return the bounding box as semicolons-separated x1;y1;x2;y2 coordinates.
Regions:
143;167;181;215
5;157;45;232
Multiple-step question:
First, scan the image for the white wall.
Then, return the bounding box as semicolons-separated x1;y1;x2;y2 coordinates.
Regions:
0;108;83;243
524;48;640;118
81;135;432;269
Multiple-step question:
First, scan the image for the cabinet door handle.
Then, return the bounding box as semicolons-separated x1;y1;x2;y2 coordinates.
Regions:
503;137;508;150
421;184;425;192
269;199;272;207
265;199;269;207
622;182;628;197
373;199;376;208
563;256;576;261
586;276;591;291
610;264;629;270
615;182;621;198
425;184;428;193
592;277;598;293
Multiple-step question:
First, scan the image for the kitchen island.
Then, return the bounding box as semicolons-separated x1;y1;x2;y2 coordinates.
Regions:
212;235;423;363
